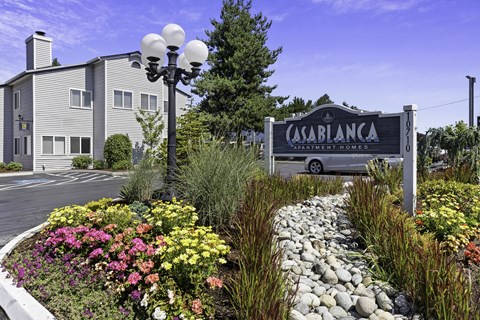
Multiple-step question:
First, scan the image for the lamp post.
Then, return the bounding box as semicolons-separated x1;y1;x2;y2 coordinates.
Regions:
466;75;476;127
141;24;208;201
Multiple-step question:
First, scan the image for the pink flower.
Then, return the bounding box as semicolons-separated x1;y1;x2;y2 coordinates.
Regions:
128;272;142;285
140;260;155;274
191;299;203;315
129;238;147;255
145;245;156;256
206;276;223;289
145;273;159;284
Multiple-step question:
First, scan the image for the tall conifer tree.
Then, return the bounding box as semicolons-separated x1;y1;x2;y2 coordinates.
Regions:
193;0;285;134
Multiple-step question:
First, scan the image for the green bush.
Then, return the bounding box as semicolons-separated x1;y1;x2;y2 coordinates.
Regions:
119;156;161;202
71;155;92;169
177;140;261;227
103;134;132;168
111;160;132;171
0;162;6;170
93;159;105;170
6;161;22;171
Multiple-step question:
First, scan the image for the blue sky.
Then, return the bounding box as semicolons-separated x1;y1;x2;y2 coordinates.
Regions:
0;0;479;132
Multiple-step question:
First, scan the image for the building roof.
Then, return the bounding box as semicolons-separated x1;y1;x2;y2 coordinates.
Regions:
0;51;192;97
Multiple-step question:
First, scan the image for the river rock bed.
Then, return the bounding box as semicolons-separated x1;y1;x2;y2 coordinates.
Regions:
275;194;421;320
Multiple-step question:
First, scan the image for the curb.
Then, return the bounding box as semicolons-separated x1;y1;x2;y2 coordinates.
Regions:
0;223;55;320
0;172;34;178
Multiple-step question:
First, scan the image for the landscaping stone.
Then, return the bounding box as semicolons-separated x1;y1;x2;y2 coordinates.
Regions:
275;194;418;320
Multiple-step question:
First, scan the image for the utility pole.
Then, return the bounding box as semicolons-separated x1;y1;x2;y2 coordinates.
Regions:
466;75;476;127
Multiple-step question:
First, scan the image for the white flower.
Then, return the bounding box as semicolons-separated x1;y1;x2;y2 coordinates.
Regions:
152;307;167;320
150;283;158;292
167;289;175;304
141;293;149;308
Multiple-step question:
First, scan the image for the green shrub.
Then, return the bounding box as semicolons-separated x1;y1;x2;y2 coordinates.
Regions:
6;161;22;171
119;156;161;202
103;134;132;168
71;155;92;169
111;160;132;171
367;159;403;195
0;162;6;170
177;140;261;227
146;199;198;235
93;159;105;170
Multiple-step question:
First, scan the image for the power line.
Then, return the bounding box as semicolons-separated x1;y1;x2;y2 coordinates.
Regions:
418;95;480;111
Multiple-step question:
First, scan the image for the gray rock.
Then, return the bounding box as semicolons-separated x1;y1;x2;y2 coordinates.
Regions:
322;269;339;284
354;284;376;299
290;309;308;320
329;306;348;317
334;284;347;292
351;273;363;286
314;262;330;275
292;265;303;275
294;302;311;315
394;294;411;315
340;229;352;236
319;294;337;308
344;282;355;292
297;283;313;294
278;231;292;240
334;291;354;311
362;276;373;286
335;268;352;283
356;297;378;317
305;313;323;320
282;260;297;271
377;312;395;320
300;277;316;288
376;291;393;311
313;286;327;296
322;311;334;320
300;293;321;307
315;306;328;314
301;252;316;263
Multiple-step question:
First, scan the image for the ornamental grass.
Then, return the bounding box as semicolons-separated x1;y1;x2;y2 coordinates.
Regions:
347;177;479;320
228;174;343;319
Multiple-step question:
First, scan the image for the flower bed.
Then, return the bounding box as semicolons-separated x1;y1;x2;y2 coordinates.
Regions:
1;198;229;320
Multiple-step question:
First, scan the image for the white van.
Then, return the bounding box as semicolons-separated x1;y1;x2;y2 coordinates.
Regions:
304;155;402;174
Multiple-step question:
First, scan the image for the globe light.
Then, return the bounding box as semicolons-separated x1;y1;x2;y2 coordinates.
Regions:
161;24;185;49
177;53;192;72
184;40;208;67
141;33;167;60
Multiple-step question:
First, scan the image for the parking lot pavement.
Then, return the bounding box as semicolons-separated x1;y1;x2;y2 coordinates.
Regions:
0;171;126;191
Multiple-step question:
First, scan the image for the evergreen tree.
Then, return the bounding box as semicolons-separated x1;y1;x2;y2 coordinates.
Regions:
315;94;334;106
193;0;286;134
52;57;61;66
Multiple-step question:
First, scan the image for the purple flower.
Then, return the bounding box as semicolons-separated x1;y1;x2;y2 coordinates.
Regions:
17;267;25;279
83;308;94;318
88;248;103;259
119;306;130;316
130;290;141;301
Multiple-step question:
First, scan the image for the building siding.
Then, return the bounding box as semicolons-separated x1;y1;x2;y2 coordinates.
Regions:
34;67;94;171
106;56;167;163
1;87;13;163
93;61;106;160
36;39;52;69
11;77;34;170
26;40;34;70
0;87;4;162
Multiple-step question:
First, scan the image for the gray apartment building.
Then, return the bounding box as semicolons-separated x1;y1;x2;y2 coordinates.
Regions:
0;31;190;171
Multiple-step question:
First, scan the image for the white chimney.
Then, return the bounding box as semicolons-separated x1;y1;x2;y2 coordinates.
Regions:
25;31;52;70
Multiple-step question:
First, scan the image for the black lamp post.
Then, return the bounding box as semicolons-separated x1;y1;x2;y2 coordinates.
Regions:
141;24;208;201
466;75;476;127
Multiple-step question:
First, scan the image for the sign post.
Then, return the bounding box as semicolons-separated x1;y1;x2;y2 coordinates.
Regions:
264;117;275;175
402;104;417;215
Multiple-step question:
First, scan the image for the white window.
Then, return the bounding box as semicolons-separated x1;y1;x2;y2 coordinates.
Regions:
70;89;92;109
14;137;20;155
70;137;91;154
14;91;20;109
23;136;31;155
113;90;133;109
140;93;158;111
163;100;168;113
42;136;65;155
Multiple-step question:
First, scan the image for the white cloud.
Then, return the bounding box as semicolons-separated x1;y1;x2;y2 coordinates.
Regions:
312;0;422;13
